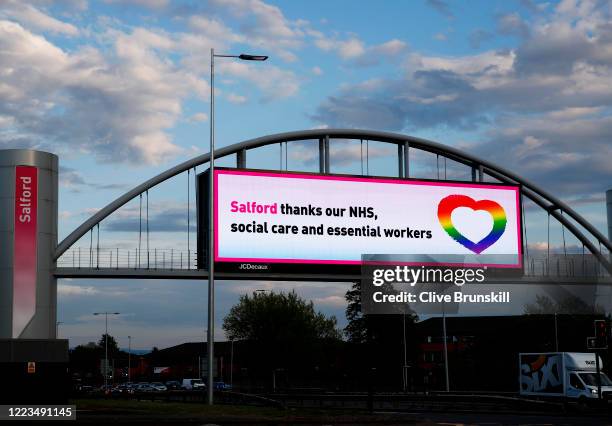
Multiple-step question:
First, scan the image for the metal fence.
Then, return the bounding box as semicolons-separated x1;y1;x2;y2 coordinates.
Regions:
57;248;198;270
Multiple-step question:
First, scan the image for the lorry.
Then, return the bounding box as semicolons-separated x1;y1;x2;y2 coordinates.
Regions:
519;352;612;402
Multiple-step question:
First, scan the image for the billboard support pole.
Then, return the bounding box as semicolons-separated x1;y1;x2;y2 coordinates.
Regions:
554;313;559;351
402;313;408;392
442;303;450;392
207;47;216;405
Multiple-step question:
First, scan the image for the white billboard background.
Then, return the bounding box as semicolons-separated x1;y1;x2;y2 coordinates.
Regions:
215;170;521;266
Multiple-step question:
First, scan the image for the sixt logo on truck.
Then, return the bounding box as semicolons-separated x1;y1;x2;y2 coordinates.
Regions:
520;354;563;394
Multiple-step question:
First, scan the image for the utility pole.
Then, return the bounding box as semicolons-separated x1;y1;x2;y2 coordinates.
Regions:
442;303;450;392
93;312;120;391
128;335;131;383
207;49;267;405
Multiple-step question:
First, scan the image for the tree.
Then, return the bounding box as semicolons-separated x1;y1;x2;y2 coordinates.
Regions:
345;281;367;343
98;333;120;357
223;291;341;384
344;280;420;391
344;280;418;343
223;290;341;342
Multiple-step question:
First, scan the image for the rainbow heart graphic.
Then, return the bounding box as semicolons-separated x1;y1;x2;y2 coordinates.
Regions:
437;195;507;254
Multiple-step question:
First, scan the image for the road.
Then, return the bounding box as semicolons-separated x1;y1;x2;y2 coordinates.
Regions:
71;406;611;425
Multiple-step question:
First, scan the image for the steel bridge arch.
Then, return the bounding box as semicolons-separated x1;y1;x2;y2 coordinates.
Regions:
54;129;612;273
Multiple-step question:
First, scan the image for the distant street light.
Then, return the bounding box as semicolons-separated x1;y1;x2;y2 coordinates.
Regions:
128;335;132;383
93;312;120;390
207;49;268;406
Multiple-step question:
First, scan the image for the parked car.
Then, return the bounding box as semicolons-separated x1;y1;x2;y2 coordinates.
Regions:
214;381;232;391
111;384;134;394
135;382;154;392
165;380;181;390
77;385;94;394
150;382;168;391
181;378;205;390
98;384;113;394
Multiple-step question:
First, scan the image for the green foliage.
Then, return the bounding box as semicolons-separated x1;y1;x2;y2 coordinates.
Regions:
223;290;341;342
98;333;120;356
344;280;418;343
344;281;367;343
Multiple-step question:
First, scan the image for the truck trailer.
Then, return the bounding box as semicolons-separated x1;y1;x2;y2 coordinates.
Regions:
519;352;612;401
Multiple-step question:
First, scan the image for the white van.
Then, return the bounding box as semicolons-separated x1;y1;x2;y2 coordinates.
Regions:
519;352;612;401
181;378;205;390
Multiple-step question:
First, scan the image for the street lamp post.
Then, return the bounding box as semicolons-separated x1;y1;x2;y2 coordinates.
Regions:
402;314;407;392
442;303;450;392
128;335;132;383
230;338;234;388
207;48;267;405
93;312;120;391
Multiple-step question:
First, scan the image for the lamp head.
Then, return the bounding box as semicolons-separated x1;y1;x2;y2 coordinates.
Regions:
238;54;268;61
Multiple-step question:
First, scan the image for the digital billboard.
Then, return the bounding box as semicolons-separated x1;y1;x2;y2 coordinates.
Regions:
198;168;522;275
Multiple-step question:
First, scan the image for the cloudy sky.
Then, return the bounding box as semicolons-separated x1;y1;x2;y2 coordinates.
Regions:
2;0;611;349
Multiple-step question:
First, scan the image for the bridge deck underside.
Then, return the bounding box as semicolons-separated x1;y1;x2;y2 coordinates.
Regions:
53;267;610;285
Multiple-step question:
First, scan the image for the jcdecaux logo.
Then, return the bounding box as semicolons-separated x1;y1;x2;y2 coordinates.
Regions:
437;194;507;254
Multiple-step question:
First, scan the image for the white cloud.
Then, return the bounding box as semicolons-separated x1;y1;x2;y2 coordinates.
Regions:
103;0;170;9
211;0;304;62
188;112;208;122
187;15;242;45
226;93;247;104
314;1;612;197
313;295;346;308
315;34;407;66
312;66;323;76
337;38;366;59
371;39;407;56
58;284;100;296
0;20;209;164
219;61;299;100
59;211;74;220
547;106;601;120
434;32;447;41
497;12;529;37
1;1;79;36
0;0;310;164
289;139;395;166
315;37;364;59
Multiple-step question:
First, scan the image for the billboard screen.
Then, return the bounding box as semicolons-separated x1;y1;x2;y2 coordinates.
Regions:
199;168;522;275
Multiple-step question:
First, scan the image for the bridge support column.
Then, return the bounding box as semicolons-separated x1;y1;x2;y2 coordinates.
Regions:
0;149;58;339
0;149;67;403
